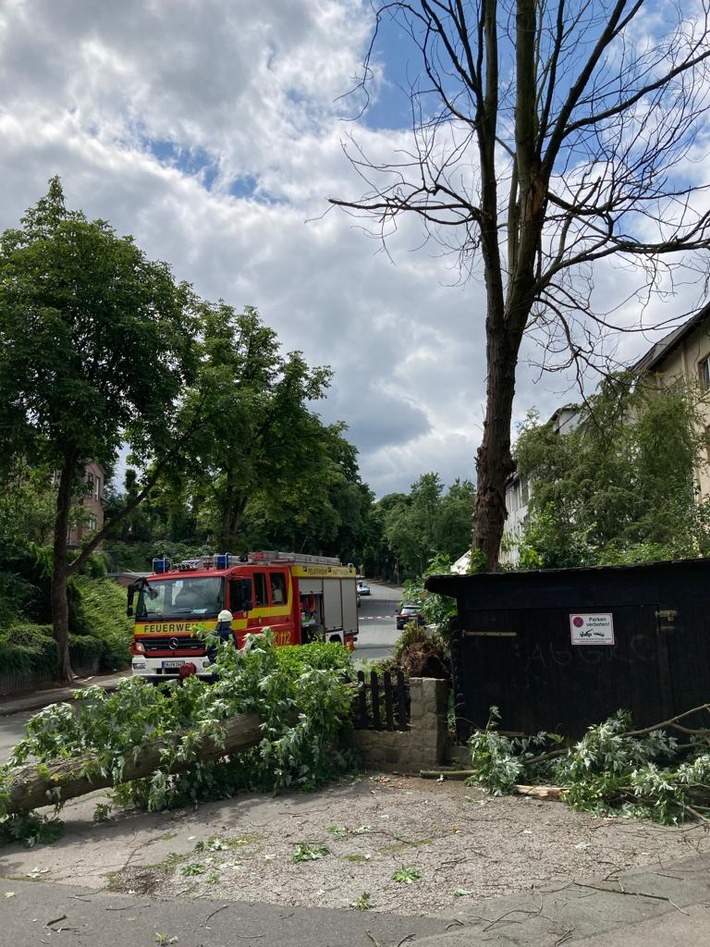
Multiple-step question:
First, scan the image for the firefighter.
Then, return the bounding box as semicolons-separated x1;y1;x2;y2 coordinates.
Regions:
206;609;237;664
216;609;237;646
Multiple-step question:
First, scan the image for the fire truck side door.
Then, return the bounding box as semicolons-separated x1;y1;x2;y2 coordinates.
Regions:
230;578;253;613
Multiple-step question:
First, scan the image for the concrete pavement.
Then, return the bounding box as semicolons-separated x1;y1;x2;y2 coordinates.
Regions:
1;676;709;945
415;853;710;945
2;852;708;946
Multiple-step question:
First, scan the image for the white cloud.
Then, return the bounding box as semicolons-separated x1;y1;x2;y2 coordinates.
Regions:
0;0;705;501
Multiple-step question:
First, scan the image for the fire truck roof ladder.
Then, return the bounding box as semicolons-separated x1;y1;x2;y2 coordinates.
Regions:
247;551;343;566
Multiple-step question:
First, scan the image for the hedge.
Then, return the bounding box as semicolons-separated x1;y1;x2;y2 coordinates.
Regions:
0;624;106;676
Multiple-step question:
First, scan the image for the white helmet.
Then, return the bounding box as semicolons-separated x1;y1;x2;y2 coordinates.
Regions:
217;609;233;623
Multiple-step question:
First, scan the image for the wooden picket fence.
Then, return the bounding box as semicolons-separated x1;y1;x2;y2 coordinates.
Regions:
352;669;410;731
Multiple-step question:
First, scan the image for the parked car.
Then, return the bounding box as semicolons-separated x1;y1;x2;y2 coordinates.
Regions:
396;603;425;631
357;581;371;596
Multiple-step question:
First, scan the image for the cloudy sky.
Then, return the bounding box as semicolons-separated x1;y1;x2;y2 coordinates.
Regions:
0;0;707;498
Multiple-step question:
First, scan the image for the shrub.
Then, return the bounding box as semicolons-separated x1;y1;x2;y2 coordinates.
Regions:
71;577;133;669
0;623;107;676
0;572;39;630
0;623;56;674
68;633;105;672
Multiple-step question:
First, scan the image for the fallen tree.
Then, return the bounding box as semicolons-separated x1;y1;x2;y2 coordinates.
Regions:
0;636;357;844
3;713;263;814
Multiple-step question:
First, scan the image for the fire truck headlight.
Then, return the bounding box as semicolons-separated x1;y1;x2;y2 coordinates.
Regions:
132;641;146;654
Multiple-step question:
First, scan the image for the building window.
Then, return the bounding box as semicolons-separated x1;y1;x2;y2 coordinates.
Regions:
699;357;710;390
521;476;530;505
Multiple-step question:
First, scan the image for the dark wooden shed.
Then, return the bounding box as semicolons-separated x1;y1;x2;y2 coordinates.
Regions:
426;558;710;739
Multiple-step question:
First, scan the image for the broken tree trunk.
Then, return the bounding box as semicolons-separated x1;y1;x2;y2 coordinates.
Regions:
5;713;263;814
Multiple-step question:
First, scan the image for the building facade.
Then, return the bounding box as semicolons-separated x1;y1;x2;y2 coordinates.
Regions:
66;461;105;547
632;304;710;501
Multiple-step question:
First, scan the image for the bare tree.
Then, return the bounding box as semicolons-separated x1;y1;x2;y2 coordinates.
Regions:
331;0;710;568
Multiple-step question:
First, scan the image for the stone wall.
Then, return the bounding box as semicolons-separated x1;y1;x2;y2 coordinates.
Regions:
351;677;450;773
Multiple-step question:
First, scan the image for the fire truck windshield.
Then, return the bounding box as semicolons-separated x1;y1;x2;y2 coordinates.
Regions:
136;576;224;620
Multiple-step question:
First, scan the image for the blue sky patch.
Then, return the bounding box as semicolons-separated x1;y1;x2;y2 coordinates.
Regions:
144;137;219;191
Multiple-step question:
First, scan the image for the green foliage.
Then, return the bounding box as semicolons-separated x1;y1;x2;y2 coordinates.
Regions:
466;707;561;794
164;302;349;552
392;866;421;883
376;475;475;580
466;708;526;795
514;377;710;567
0;177;197;481
92;803;112;823
556;711;678;817
0;544;52;629
0;810;63;848
400;552;457;633
0;178;198;675
0;624;57;674
0;566;132;673
389;622;448;670
466;706;710;824
292;842;330;862
66;633;105;671
0;571;39;630
0;461;56;546
103;540;211;574
0;637;357;842
467;548;489;574
71;576;133;668
351;891;373;910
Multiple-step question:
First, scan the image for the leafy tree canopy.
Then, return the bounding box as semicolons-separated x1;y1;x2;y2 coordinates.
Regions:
0;177;198;678
0;177;197;477
514;374;710;567
377;474;475;579
152;302;369;554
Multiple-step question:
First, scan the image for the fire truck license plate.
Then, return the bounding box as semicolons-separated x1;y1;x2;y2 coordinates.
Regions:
162;660;185;669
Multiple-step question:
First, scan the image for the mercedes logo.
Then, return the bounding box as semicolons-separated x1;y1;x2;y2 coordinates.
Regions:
169;637;180;650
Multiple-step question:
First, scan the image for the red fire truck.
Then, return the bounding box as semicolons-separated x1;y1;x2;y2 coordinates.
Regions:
127;551;359;681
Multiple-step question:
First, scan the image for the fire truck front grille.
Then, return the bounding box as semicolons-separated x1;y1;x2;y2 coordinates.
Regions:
139;637;205;653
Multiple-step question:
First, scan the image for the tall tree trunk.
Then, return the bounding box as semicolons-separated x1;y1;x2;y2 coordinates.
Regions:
473;320;518;569
52;458;77;682
219;471;248;550
471;0;545;570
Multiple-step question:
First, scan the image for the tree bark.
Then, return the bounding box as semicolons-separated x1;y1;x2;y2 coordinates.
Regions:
52;456;78;682
473;321;519;568
5;713;263;814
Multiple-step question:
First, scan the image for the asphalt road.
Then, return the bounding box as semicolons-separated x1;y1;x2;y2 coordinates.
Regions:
352;580;402;664
0;708;33;764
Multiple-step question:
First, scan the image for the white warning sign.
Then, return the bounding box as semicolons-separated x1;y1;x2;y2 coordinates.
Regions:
569;613;614;645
